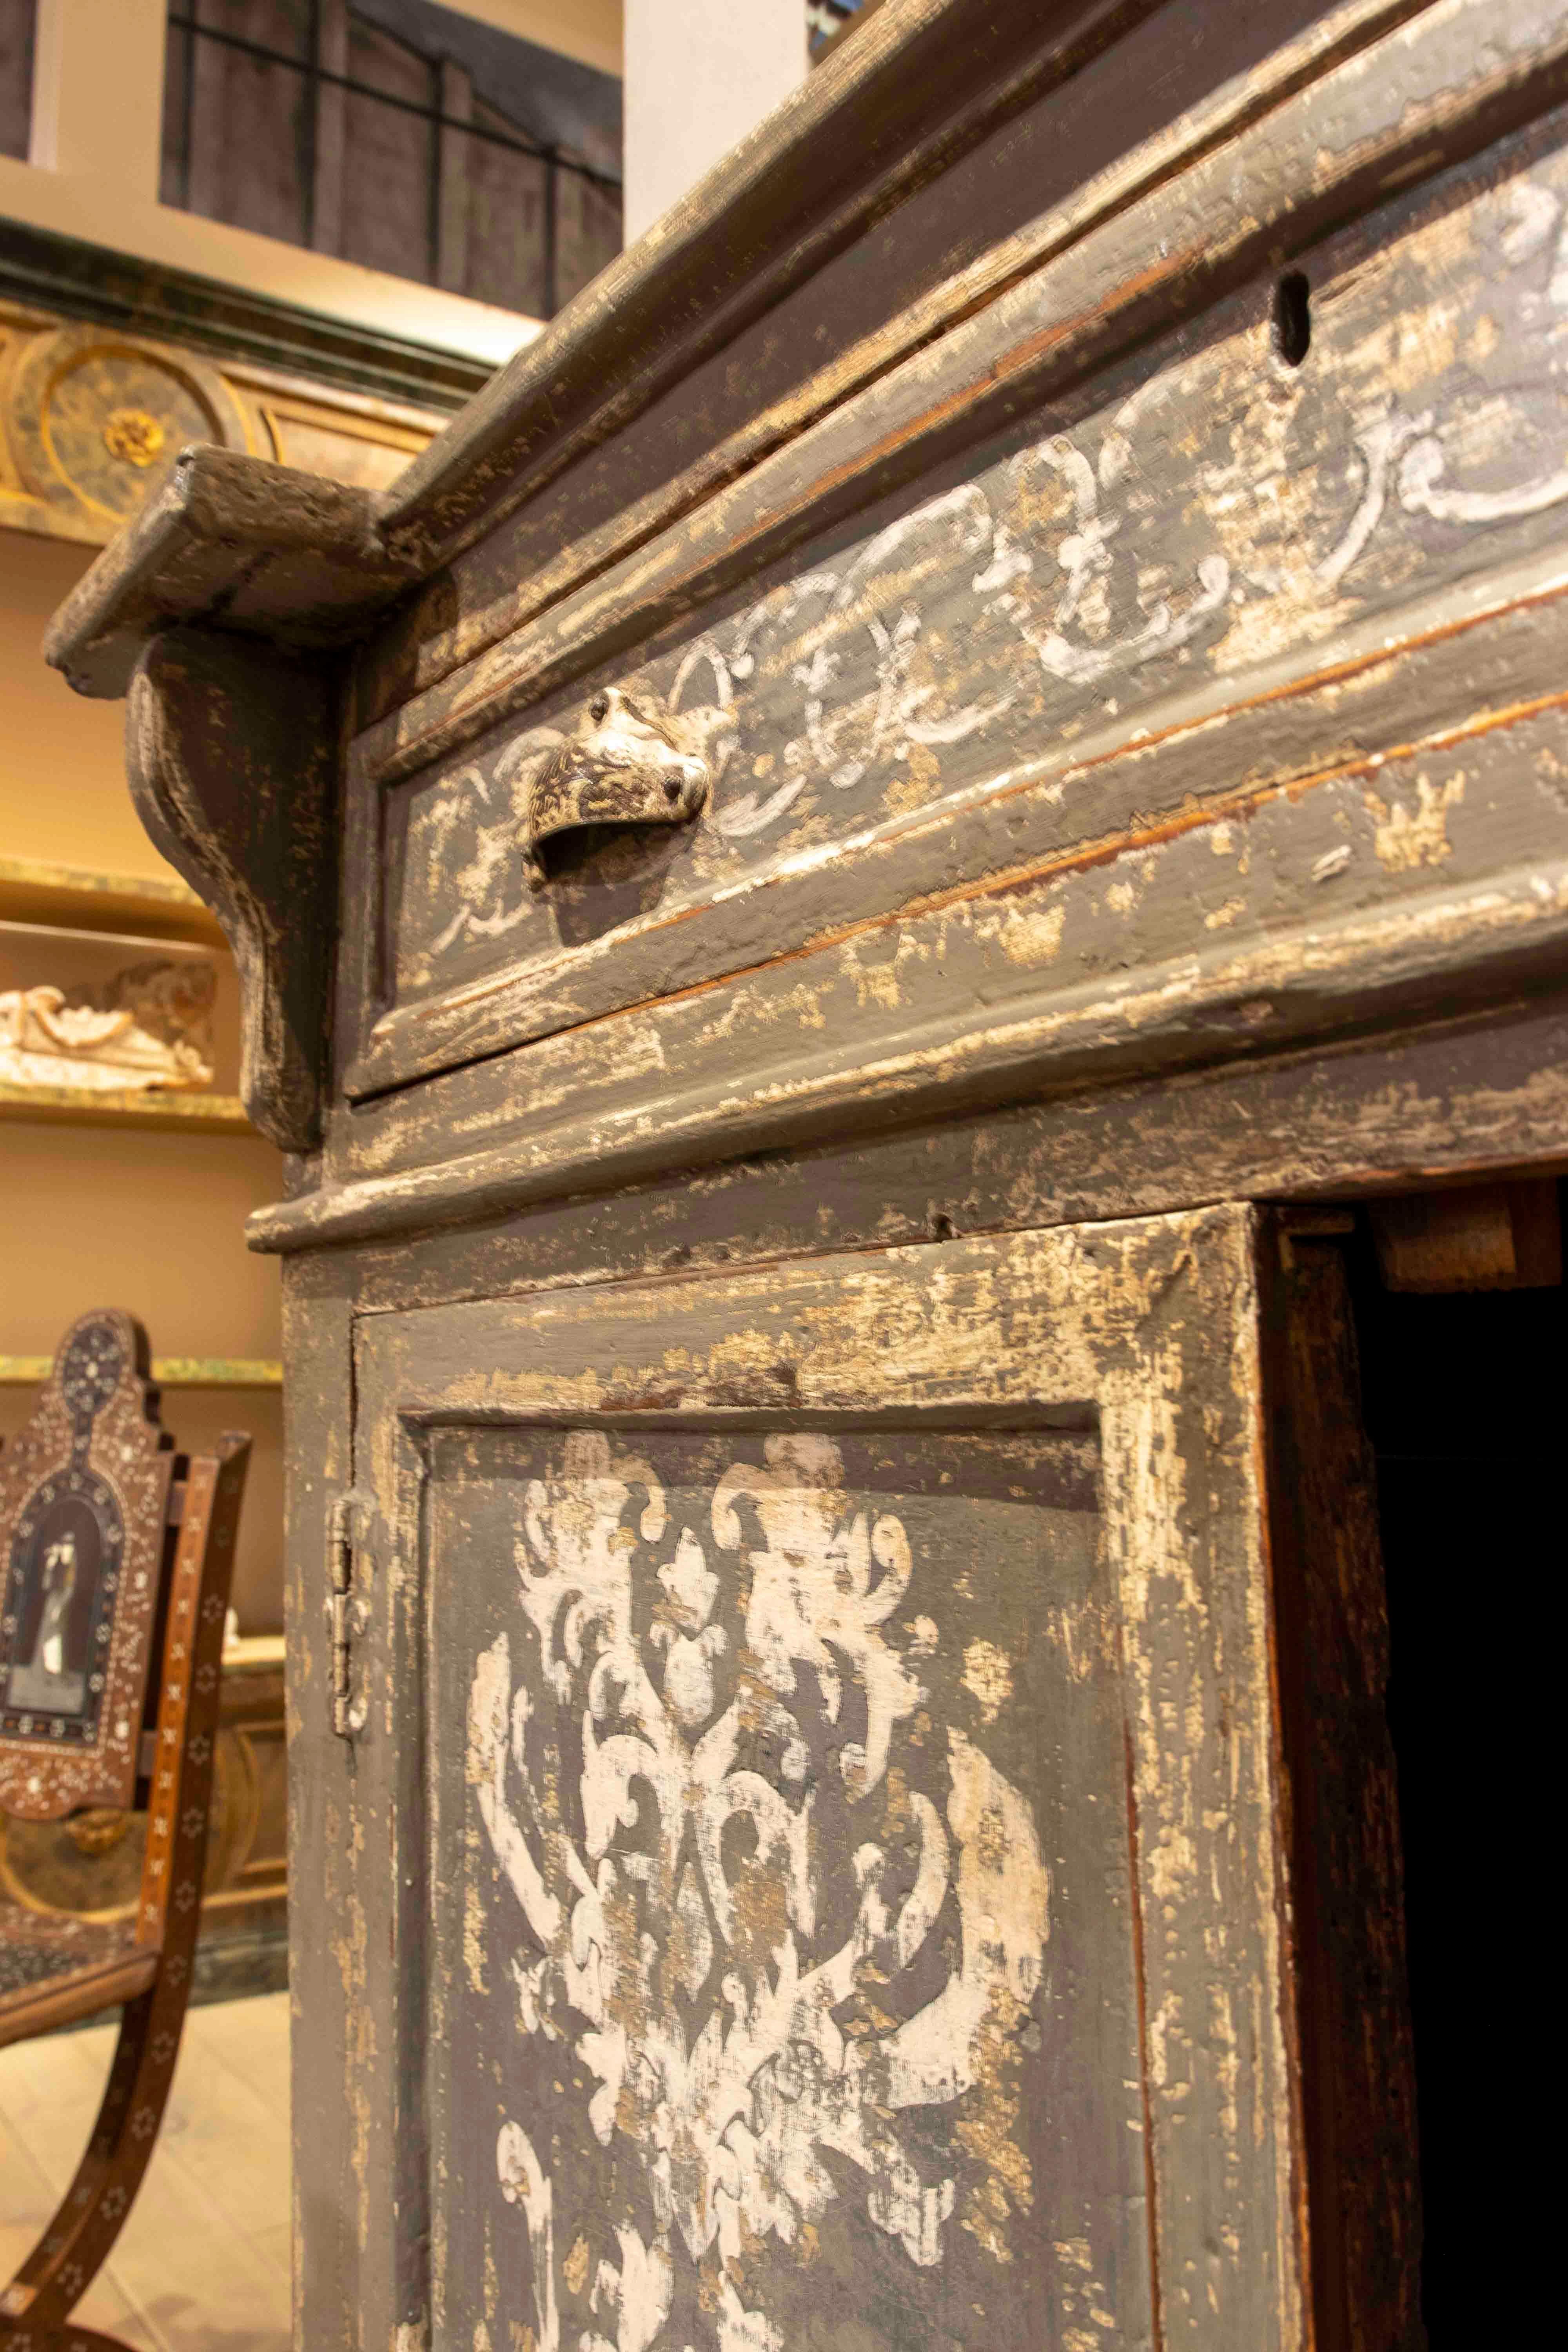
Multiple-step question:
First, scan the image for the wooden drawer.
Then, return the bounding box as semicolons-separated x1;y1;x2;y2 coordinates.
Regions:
330;93;1568;1206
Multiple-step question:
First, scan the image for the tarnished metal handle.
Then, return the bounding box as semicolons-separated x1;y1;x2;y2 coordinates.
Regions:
523;685;710;885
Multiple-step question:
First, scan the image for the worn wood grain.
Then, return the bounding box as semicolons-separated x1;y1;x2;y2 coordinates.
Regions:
44;448;416;702
46;6;1568;2343
354;0;1568;798
1261;1223;1423;2352
125;629;339;1153
309;999;1568;1327
276;1255;363;2352
348;535;1568;1104
362;0;1416;712
263;783;1568;1249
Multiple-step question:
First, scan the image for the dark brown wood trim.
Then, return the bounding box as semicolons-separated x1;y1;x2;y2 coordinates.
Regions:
125;630;341;1152
1259;1220;1424;2352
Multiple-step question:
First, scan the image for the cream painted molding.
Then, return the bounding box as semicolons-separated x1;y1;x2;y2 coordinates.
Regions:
0;155;544;369
437;0;624;77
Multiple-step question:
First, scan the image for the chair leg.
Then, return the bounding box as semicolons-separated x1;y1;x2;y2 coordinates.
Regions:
0;1974;185;2344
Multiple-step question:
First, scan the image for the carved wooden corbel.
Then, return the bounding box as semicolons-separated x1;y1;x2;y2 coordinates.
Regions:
126;628;338;1152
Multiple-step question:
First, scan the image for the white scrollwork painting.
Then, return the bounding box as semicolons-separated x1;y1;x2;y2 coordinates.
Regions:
467;1432;1050;2352
401;150;1568;996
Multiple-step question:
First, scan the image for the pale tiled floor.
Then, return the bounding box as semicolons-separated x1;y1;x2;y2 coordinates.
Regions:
0;1992;290;2352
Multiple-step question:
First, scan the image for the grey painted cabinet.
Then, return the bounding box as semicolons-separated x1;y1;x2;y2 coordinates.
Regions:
47;0;1568;2342
346;1213;1294;2352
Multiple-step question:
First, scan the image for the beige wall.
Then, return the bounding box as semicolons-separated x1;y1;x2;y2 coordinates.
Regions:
0;534;178;880
1;528;286;1633
441;0;622;76
623;0;803;241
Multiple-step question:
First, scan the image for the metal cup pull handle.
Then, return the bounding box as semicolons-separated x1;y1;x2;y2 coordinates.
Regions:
523;686;710;886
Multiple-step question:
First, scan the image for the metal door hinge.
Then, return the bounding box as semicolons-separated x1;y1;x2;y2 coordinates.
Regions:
327;1492;370;1739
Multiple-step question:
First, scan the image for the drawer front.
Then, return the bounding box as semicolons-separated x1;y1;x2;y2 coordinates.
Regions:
337;94;1568;1158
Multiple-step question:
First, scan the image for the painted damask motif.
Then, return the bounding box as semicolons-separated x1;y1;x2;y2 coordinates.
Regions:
468;1432;1049;2352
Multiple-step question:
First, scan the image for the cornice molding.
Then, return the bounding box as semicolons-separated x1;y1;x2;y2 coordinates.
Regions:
0;218;492;414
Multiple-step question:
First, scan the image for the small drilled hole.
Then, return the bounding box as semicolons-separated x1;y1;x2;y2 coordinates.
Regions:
1273;271;1311;366
590;692;610;723
665;779;682;802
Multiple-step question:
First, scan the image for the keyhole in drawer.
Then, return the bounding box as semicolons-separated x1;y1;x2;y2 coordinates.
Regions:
1273;270;1311;366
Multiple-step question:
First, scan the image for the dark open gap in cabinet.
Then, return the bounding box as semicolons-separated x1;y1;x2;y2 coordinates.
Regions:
1272;1184;1563;2349
1344;1193;1561;2346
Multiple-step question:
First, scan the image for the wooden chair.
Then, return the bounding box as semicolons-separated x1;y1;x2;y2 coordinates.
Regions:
0;1312;250;2352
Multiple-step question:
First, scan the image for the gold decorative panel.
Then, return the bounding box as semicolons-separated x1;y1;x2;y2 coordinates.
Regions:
0;301;446;547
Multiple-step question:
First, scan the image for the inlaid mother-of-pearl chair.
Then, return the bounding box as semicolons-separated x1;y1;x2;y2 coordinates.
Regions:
0;1312;249;2352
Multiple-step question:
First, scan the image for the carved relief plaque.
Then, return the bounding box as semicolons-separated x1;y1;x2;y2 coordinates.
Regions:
430;1422;1149;2352
0;1311;173;1820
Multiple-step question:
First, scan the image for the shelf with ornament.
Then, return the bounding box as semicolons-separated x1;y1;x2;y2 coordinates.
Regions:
0;860;249;1132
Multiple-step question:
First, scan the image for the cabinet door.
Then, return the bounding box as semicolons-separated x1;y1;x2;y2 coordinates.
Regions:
324;1206;1408;2352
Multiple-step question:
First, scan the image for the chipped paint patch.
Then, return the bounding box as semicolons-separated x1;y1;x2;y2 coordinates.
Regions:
995;902;1067;965
963;1638;1014;1724
1365;770;1464;869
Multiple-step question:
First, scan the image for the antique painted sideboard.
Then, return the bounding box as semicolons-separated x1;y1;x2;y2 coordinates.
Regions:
43;0;1568;2343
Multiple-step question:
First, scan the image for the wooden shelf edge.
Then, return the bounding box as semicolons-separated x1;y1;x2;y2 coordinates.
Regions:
223;1633;287;1671
0;854;224;944
0;1356;283;1388
0;1082;251;1133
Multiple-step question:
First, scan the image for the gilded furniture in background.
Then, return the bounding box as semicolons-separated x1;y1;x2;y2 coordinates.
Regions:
0;1311;250;2348
0;214;471;553
0;307;443;549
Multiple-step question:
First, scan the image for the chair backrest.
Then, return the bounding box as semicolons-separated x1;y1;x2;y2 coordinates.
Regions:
0;1310;175;1822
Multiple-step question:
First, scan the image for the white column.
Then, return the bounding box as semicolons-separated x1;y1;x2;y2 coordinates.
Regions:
623;0;805;245
29;0;168;196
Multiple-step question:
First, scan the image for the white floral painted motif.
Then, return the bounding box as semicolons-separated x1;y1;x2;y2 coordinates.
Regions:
706;491;1016;840
497;2122;558;2352
982;436;1232;688
1316;410;1433;589
476;1431;1049;2352
1397;431;1568;526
